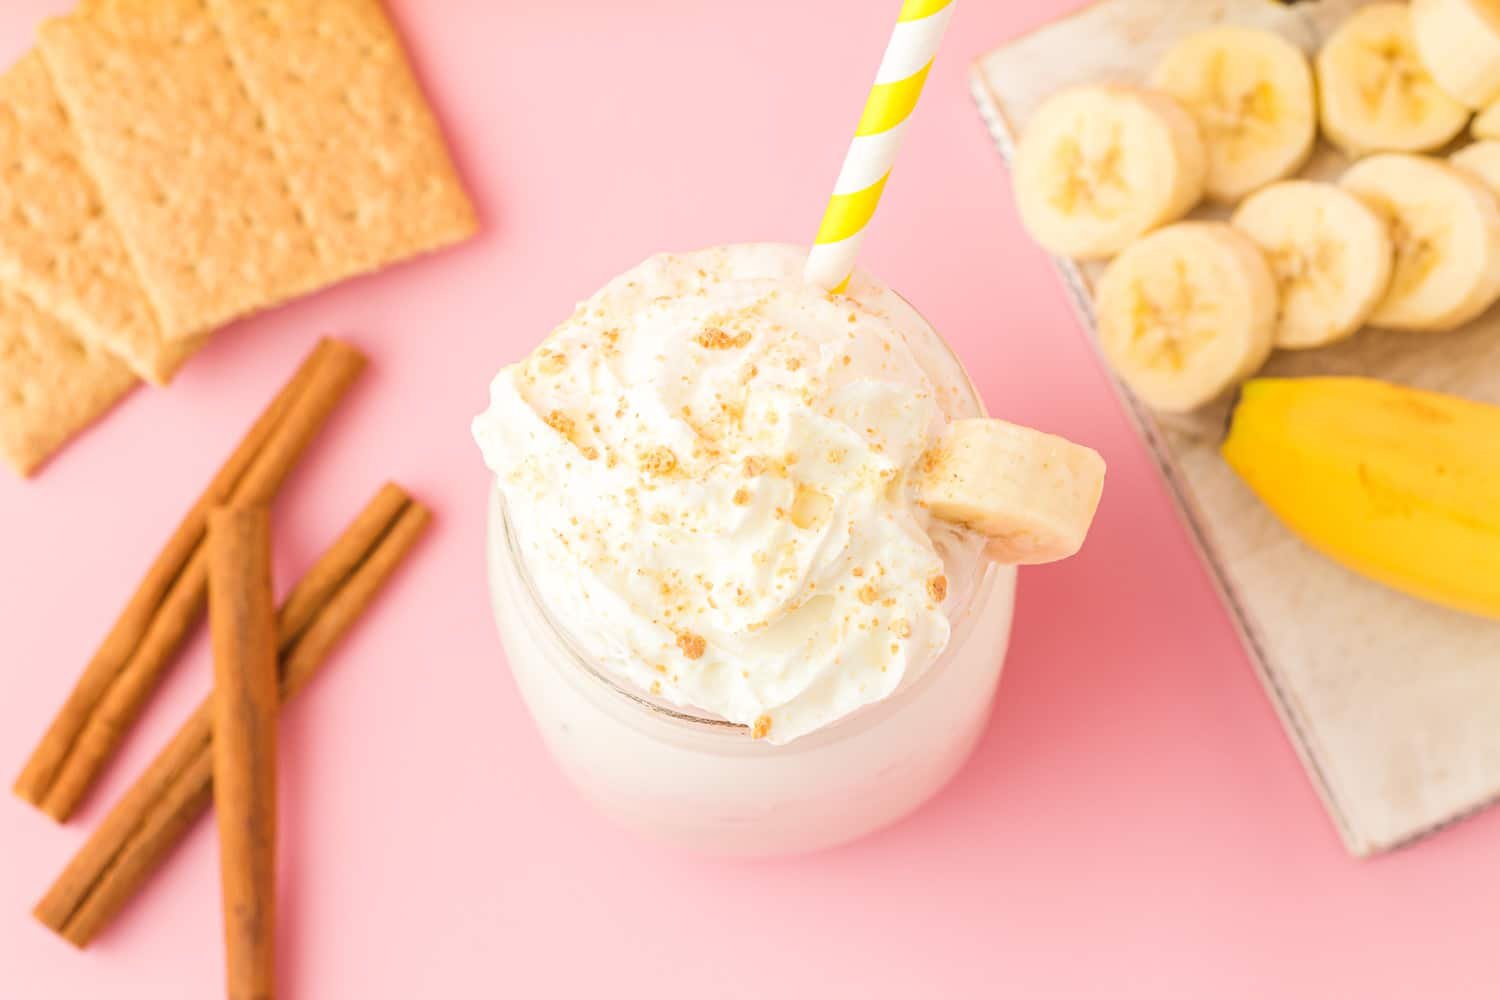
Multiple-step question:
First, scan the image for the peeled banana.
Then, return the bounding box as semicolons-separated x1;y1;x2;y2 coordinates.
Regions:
1094;222;1277;412
1223;377;1500;621
1013;85;1206;260
917;418;1105;566
1151;26;1316;203
1340;153;1500;332
1317;3;1470;156
1412;0;1500;108
1231;180;1393;349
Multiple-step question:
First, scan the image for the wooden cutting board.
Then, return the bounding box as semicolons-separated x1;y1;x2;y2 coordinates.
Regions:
972;0;1500;857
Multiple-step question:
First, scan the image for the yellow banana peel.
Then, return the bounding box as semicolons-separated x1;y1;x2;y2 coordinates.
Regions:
1222;377;1500;621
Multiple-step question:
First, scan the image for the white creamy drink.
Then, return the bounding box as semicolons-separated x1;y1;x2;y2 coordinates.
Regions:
475;244;1016;854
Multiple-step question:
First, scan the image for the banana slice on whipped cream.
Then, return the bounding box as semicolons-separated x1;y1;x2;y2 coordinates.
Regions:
917;418;1105;566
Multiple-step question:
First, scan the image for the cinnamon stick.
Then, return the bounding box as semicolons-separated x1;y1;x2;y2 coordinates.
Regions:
34;484;428;948
14;338;366;822
208;508;279;1000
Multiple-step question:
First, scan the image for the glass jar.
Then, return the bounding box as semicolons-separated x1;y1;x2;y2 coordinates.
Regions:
482;248;1017;855
487;486;1015;856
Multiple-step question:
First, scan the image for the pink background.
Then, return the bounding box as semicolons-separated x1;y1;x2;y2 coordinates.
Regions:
2;1;1498;997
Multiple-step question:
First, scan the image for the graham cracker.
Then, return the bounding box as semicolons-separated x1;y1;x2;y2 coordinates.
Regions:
37;0;327;341
204;0;477;280
0;51;201;385
0;282;135;477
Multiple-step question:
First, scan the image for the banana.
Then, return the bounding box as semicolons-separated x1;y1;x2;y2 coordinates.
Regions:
1150;26;1317;203
1012;85;1206;260
1450;138;1500;192
1474;97;1500;138
1094;222;1278;413
1316;3;1470;157
1339;153;1500;331
1411;0;1500;108
1223;377;1500;621
917;418;1105;565
1230;180;1393;349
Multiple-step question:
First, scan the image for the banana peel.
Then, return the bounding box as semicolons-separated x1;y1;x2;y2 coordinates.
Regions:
1222;377;1500;621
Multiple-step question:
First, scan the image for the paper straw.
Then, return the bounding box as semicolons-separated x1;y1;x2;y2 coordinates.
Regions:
805;0;956;293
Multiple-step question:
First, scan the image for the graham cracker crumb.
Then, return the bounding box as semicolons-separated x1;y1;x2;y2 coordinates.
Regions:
789;483;830;529
927;574;948;603
858;583;879;604
676;631;706;660
641;446;678;477
752;715;772;740
695;326;751;350
891;618;912;638
544;410;575;436
732;487;751;506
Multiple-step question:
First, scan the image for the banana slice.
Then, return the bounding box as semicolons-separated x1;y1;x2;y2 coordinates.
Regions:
1412;0;1500;108
1317;3;1470;157
917;418;1105;566
1094;222;1277;413
1474;97;1500;138
1013;85;1206;260
1340;153;1500;331
1231;180;1393;349
1452;139;1500;193
1150;26;1316;203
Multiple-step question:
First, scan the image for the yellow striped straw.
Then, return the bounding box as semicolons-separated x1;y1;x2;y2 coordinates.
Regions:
805;0;956;293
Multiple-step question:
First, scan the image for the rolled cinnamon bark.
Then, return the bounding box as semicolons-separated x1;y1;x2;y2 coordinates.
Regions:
14;338;365;822
34;484;428;947
208;507;279;1000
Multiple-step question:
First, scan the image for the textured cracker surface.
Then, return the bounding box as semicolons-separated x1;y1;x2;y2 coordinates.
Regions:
0;281;135;476
207;0;477;280
38;0;326;340
0;52;199;385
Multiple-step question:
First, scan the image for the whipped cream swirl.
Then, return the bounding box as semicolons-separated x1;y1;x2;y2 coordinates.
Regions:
474;244;985;743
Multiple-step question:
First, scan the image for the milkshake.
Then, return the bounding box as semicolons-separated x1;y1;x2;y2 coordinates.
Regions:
475;244;1028;854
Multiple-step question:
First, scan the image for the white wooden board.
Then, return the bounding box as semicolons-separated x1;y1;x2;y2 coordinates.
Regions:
972;0;1500;857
